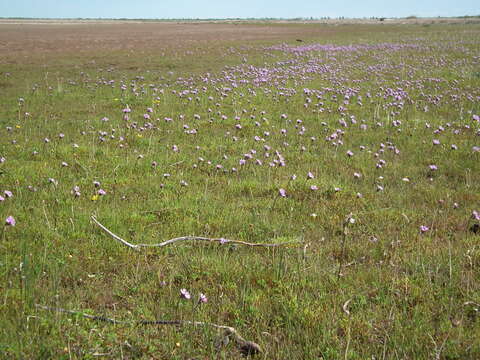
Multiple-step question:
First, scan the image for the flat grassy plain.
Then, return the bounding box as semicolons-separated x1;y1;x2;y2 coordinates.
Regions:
0;20;479;359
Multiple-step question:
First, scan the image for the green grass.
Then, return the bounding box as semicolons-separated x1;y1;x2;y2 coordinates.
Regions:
0;23;479;359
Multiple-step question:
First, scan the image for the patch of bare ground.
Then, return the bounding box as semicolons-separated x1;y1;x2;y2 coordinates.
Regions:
0;18;477;64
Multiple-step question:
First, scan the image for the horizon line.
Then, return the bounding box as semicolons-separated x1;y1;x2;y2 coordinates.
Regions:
1;15;480;21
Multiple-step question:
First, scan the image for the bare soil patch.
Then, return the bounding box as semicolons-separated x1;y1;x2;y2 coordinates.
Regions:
2;18;477;64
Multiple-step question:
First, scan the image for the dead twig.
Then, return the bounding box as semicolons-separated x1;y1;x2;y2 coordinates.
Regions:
91;216;301;250
36;304;261;356
42;200;52;230
302;242;310;260
337;222;348;280
337;214;356;280
342;298;353;316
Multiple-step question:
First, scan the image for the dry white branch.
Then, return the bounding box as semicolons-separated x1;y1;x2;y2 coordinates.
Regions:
36;304;261;356
91;216;301;250
303;242;310;258
91;216;140;250
342;298;353;315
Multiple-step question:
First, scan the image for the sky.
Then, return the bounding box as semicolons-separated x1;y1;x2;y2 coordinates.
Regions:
0;0;478;19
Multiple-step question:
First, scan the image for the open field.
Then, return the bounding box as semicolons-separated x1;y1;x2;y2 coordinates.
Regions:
0;21;479;359
1;16;480;24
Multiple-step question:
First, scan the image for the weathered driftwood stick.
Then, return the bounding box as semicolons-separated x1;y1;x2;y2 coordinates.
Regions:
91;216;301;250
36;304;261;356
91;216;140;250
342;298;353;315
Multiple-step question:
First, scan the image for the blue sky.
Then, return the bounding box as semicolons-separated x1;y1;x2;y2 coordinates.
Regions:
1;0;478;19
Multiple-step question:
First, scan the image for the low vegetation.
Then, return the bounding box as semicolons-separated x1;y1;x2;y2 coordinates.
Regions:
0;21;479;359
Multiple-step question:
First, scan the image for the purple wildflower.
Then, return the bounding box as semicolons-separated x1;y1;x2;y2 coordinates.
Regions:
198;293;208;304
279;188;287;197
5;216;15;226
472;210;480;221
71;186;81;197
180;288;191;300
420;225;429;233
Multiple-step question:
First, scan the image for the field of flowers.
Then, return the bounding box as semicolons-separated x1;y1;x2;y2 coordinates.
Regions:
1;22;479;359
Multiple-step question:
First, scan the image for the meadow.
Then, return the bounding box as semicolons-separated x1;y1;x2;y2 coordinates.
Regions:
0;20;479;359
